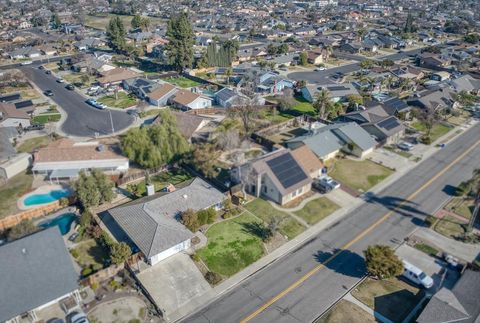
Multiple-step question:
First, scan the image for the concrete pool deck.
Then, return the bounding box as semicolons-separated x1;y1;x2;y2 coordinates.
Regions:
17;184;71;210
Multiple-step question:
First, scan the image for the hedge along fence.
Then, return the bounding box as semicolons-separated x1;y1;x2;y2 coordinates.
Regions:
80;263;124;287
0;200;63;231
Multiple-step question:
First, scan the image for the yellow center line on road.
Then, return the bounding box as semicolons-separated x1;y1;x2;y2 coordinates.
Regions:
241;139;480;323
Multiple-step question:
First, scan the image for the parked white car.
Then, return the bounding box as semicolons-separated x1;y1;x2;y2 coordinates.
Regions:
397;141;414;151
402;260;434;288
318;176;340;190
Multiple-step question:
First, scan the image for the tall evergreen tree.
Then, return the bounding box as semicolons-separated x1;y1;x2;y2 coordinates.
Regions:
51;13;61;29
131;14;142;29
106;16;127;52
165;13;195;72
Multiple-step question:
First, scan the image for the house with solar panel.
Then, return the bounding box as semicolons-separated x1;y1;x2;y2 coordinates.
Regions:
340;105;405;145
232;149;313;205
302;83;359;103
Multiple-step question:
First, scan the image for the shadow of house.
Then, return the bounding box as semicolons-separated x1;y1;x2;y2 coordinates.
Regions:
313;248;366;279
374;289;424;323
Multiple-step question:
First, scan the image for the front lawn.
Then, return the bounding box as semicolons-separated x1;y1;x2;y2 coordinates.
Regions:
434;215;467;239
414;243;439;257
411;122;452;143
383;146;412;159
294;197;340;225
164;76;201;88
318;300;375;323
32;114;61;124
329;159;394;192
97;92;137;109
198;213;265;277
0;172;33;218
16;136;51;153
352;277;423;323
292;97;315;115
62;73;96;88
443;197;475;220
245;198;306;239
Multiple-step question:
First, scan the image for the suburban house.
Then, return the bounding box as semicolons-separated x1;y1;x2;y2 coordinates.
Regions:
215;87;249;108
390;65;424;80
147;83;178;107
71;57;115;74
106;177;225;266
450;75;480;95
74;38;105;51
232;149;312;205
32;139;129;181
0;227;80;323
417;269;480;323
170;90;213;110
0;127;31;181
377;97;411;116
339;42;363;54
8;46;41;59
97;68;141;87
256;72;295;94
302;83;359;103
152;110;209;141
0;102;31;128
122;78;160;101
340;105;405;144
407;87;455;112
286;122;376;160
291;145;324;178
307;48;330;65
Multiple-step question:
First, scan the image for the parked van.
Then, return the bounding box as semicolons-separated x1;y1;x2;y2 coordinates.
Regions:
402;260;434;288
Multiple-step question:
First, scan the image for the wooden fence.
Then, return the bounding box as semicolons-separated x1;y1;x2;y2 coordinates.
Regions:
80;263;124;286
0;200;63;231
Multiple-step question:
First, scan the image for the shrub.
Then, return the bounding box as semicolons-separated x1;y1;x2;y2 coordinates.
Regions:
109;279;122;290
110;242;132;265
222;212;232;219
197;207;216;225
59;197;70;207
191;253;200;262
70;249;79;258
81;267;93;277
79;210;93;228
100;231;114;248
181;209;200;232
420;135;432;145
92;263;103;272
91;282;99;291
364;245;403;279
205;271;222;285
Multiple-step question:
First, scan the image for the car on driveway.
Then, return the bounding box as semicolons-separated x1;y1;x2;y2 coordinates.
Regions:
24;124;45;131
45;70;51;75
56;78;64;83
65;84;75;90
402;260;434;289
397;141;414;151
86;99;105;110
318;176;341;190
312;178;332;193
44;89;54;96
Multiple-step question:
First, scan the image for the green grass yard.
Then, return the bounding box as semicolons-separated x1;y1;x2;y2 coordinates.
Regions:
0;172;33;219
164;76;201;88
294;197;340;225
352;277;423;323
411;122;452;143
130;170;193;196
16;136;51;153
198;213;265;277
414;243;439;257
434;215;467;239
444;197;475;220
245;198;306;239
32;114;61;124
97;92;137;109
84;13;165;31
292;97;315;115
70;239;110;272
329;159;394;192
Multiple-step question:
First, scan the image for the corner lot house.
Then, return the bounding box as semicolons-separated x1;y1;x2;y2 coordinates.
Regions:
233;149;313;205
286;122;376;160
107;178;225;266
32;139;129;181
0;227;80;323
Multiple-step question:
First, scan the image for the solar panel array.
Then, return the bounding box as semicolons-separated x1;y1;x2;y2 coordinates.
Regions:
378;117;400;130
266;153;308;189
327;86;349;91
0;94;20;102
15;100;33;109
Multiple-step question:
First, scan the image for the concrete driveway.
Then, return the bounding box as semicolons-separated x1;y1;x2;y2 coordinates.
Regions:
20;65;134;138
136;253;211;322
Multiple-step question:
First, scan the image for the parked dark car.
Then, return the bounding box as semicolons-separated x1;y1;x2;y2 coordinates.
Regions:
45;70;51;74
65;84;75;90
24;124;45;131
44;90;54;96
68;232;79;242
38;65;44;70
312;178;332;194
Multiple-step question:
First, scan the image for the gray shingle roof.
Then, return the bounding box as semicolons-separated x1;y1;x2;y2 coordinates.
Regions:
108;178;224;258
0;227;78;322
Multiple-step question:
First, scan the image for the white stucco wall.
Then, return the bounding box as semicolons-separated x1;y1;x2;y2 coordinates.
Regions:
148;239;191;266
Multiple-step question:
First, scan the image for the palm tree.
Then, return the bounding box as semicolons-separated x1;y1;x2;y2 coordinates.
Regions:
312;89;332;119
468;168;480;232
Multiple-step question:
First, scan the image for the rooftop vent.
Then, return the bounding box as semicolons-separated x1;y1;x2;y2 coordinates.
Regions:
183;194;188;199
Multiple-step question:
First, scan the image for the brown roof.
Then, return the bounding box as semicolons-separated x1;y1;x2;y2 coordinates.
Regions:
98;68;140;84
34;139;127;163
148;83;177;100
291;145;323;177
153;110;206;139
171;90;202;106
0;102;30;120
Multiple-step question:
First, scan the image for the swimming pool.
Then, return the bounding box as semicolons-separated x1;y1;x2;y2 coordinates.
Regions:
23;189;70;207
39;213;77;235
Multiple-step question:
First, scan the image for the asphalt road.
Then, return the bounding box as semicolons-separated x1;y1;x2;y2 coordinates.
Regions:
21;65;134;137
287;48;422;84
184;123;480;323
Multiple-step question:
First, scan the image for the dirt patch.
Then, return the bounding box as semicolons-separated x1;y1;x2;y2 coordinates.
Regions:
88;296;147;323
281;191;316;209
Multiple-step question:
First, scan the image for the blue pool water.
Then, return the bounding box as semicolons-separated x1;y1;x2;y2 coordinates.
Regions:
39;213;77;235
24;189;70;206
